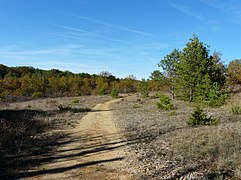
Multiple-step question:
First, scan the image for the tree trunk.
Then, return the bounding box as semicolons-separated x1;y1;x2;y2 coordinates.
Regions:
171;79;175;100
189;88;193;102
171;85;175;100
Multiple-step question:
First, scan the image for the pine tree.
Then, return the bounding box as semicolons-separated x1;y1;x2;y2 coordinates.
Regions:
158;49;181;99
176;35;212;102
209;51;226;86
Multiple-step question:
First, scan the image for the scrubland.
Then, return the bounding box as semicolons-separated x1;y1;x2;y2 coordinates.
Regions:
112;93;241;179
0;93;240;179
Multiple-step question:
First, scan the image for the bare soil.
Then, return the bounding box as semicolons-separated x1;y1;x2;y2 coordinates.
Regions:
13;98;139;180
0;95;112;179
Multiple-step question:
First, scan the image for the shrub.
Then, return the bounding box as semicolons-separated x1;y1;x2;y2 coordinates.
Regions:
230;105;241;115
207;83;228;107
187;106;219;126
138;79;149;98
208;94;227;107
72;98;79;104
98;88;105;96
58;104;72;111
110;88;119;99
157;94;174;111
31;92;43;98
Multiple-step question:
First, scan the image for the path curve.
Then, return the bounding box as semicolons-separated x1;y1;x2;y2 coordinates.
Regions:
25;99;136;180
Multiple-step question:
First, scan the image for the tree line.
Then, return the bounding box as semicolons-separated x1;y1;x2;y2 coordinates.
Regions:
1;35;241;103
0;66;138;101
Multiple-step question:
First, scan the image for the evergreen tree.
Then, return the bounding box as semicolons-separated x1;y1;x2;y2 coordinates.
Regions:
176;35;212;102
209;51;226;86
158;49;181;99
149;70;163;91
149;70;163;81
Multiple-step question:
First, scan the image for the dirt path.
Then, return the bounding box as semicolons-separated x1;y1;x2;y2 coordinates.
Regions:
22;99;137;180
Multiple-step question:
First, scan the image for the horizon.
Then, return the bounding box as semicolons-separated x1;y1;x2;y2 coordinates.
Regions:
1;0;241;79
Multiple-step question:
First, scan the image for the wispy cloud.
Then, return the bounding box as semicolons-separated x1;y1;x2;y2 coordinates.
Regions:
49;23;90;33
0;45;115;73
48;22;134;45
70;15;154;37
0;40;169;78
169;2;204;21
0;44;123;60
0;44;81;56
28;61;108;73
200;0;241;24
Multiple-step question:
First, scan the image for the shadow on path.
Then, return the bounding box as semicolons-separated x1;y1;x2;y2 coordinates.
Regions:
1;100;155;179
15;157;124;179
10;130;154;179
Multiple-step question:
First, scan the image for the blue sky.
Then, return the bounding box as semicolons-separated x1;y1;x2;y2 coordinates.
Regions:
0;0;241;79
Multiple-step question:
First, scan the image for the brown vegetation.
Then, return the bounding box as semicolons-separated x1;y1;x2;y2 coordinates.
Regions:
0;95;111;179
0;65;140;101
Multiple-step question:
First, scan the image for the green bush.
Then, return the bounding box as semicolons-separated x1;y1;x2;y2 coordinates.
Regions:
187;106;219;126
207;83;228;107
98;88;105;96
157;94;174;111
208;94;227;107
230;105;241;115
31;92;43;98
138;79;149;98
72;98;79;104
110;88;119;99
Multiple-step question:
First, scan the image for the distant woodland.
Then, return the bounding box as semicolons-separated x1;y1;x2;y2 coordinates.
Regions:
0;35;241;103
0;64;140;101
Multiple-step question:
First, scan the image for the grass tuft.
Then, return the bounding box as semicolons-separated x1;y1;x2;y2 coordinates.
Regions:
230;105;241;115
58;104;72;110
72;98;79;104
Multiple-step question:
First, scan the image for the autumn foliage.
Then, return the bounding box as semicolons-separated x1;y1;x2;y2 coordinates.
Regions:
0;65;139;101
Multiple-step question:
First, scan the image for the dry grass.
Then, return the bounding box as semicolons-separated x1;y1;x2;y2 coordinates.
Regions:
1;93;240;179
165;124;241;178
112;93;241;179
0;95;111;179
